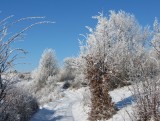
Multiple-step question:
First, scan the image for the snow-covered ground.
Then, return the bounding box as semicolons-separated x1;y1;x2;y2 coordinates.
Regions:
108;86;134;121
30;86;134;121
30;88;89;121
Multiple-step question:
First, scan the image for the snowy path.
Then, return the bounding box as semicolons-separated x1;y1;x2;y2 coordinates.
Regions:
30;86;134;121
30;90;85;121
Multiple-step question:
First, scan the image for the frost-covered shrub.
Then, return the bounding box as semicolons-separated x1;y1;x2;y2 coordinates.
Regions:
61;57;88;89
58;68;75;82
32;82;63;105
0;87;38;121
28;74;62;104
72;73;87;88
16;73;61;105
33;49;59;91
60;57;77;82
130;64;160;121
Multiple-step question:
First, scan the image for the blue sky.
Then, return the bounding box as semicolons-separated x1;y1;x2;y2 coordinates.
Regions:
0;0;160;71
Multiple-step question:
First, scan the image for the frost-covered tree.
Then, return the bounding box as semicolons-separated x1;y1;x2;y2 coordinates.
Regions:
39;49;59;76
80;11;150;120
81;11;149;84
34;49;59;89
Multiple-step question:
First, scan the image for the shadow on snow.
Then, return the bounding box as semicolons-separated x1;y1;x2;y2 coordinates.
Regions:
115;96;135;109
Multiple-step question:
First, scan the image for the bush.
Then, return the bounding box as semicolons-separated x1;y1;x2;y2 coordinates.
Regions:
128;57;160;121
0;87;39;121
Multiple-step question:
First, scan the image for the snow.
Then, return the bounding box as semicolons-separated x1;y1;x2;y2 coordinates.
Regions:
30;86;134;121
107;105;134;121
109;86;132;103
30;88;89;121
108;86;135;121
